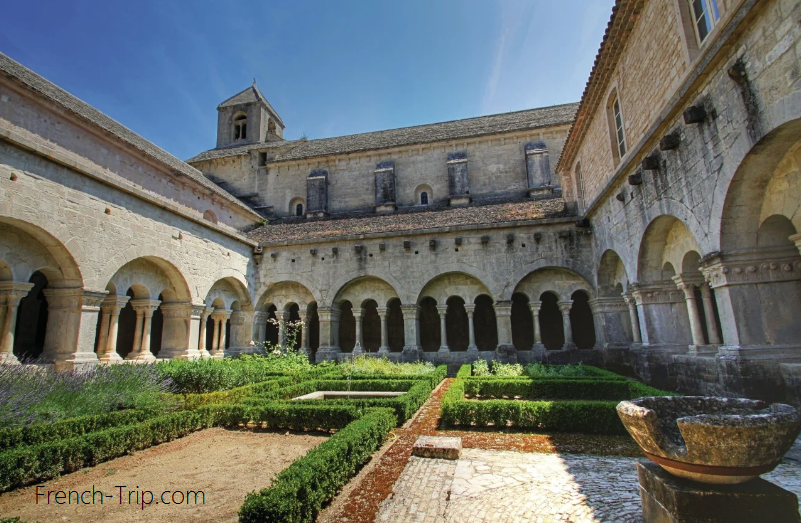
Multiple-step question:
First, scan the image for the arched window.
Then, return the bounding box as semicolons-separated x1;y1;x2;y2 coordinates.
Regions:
232;113;248;141
415;184;433;206
296;203;304;216
420;192;429;205
289;198;305;218
606;90;626;165
203;210;218;224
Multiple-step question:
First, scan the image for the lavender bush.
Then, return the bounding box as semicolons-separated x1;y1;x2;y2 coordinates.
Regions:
0;362;175;429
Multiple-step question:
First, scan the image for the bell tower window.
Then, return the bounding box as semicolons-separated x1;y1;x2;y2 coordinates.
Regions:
232;113;248;141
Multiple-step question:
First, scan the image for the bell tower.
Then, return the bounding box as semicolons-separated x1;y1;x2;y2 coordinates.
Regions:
215;79;285;148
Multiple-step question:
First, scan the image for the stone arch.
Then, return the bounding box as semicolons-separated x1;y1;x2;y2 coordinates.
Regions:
205;277;252;310
327;270;406;306
415;184;433;205
97;245;197;301
512;267;594;303
107;257;191;303
289;197;305;217
333;276;400;308
499;257;595;301
598;249;629;297
418;271;492;304
637;215;702;283
570;289;596;349
0;216;83;287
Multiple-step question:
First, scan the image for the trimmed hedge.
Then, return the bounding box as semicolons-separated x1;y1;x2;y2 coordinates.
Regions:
179;377;294;409
212;403;364;431
239;408;396;523
0;409;217;492
0;409;154;452
456;364;472;379
464;379;636;401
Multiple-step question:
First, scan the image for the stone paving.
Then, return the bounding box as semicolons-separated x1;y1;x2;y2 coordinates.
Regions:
377;448;801;523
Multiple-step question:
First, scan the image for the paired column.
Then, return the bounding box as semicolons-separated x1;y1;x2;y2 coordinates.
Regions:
315;306;342;359
400;304;421;356
673;275;706;347
96;295;130;363
209;309;231;359
436;305;449;353
41;288;107;370
0;282;33;364
529;301;545;350
699;284;722;345
352;308;364;354
127;299;161;362
622;293;642;343
158;302;199;360
464;304;478;352
253;311;269;349
198;307;213;358
377;307;390;354
557;300;576;350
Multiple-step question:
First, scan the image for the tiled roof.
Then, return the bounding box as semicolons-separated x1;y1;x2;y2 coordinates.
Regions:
218;81;285;126
246;196;572;244
186;139;297;163
188;103;579;164
0;52;262;220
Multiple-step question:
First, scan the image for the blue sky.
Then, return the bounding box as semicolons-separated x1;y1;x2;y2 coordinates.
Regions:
0;1;613;161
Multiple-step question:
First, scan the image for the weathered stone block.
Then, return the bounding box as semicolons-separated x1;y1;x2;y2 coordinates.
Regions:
412;436;462;460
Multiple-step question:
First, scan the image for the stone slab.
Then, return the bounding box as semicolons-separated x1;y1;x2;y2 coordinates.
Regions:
638;460;800;523
412;436;462;460
292;391;406;400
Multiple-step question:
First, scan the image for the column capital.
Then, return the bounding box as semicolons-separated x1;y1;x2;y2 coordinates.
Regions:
0;282;34;305
352;308;364;320
464;304;476;314
210;309;233;321
130;299;162;313
44;288;108;311
629;281;684;305
191;304;208;318
557;300;573;313
229;310;252;325
160;302;194;319
700;247;801;288
101;294;130;312
672;273;704;299
588;296;627;313
400;304;420;316
253;311;270;324
528;301;541;314
493;300;513;316
436;305;448;315
376;307;388;317
316;306;341;322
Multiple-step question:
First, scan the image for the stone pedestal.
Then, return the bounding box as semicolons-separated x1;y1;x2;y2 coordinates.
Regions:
637;460;800;523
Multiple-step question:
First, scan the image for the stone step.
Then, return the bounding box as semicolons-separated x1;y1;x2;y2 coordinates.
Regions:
412;436;462;460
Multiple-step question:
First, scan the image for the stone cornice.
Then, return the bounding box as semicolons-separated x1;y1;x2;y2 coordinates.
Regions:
630;282;684;305
588;297;627;313
701;249;801;288
43;288;108;310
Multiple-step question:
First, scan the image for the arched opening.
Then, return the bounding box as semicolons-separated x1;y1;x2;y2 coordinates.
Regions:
286;303;301;349
289;198;305;218
296;203;304;216
511;292;533;350
265;304;279;346
387;298;404;351
117;288;137;358
232;112;248;141
420;192;429;205
419;297;440;352
13;271;49;360
338;301;356;352
570;290;596;349
473;295;498;350
361;299;381;352
539;292;564;350
445;296;468;351
203;210;218;224
415;184;433;206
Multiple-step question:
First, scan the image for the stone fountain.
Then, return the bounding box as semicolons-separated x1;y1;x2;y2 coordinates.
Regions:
617;396;801;522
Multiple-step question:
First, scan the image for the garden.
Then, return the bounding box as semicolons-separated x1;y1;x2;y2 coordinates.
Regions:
0;351;674;523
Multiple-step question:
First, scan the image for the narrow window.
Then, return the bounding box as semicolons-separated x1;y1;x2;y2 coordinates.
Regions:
232;113;248;142
296;203;303;216
613;98;626;158
689;0;719;45
576;162;585;210
241;123;247;140
258;152;267;167
420;192;429;205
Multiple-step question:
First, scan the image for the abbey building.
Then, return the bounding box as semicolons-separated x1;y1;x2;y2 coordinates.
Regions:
1;0;800;403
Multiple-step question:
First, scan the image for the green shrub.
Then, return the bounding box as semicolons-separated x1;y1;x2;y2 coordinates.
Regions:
472;359;490;376
456;364;473;379
491;361;524;376
178;377;294;409
157;353;312;393
0;409;155;452
211;403;364;431
239;408;396;523
0;410;217;492
464;378;633;400
337;356;437;376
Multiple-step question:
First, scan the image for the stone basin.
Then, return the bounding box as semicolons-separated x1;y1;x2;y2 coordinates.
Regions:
292;391;406;400
616;396;801;484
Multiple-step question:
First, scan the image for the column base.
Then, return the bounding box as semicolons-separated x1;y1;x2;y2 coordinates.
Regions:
637;460;799;523
0;352;20;365
208;350;225;360
378;346;390;356
316;346;342;363
98;351;124;364
438;346;450;354
688;344;719;355
495;344;518;363
158;347;202;360
401;345;422;362
530;343;546;359
561;342;578;351
352;345;366;356
467;345;478;353
198;349;211;359
126;352;156;363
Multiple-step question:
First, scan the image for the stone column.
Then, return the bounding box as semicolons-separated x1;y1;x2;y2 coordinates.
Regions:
558;300;576;350
209;309;231;359
0;283;33;364
159;302;198;360
529;301;545;351
253;311;269;347
699;283;722;345
228;310;254;355
197;307;212;358
352;308;365;355
276;311;286;347
98;295;129;363
464;304;478;352
673;275;706;348
315;306;342;361
436;305;449;353
128;299;160;362
623;293;642;343
41;288;107;371
629;282;689;347
494;301;516;362
299;309;310;355
377;307;389;354
400;304;421;361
